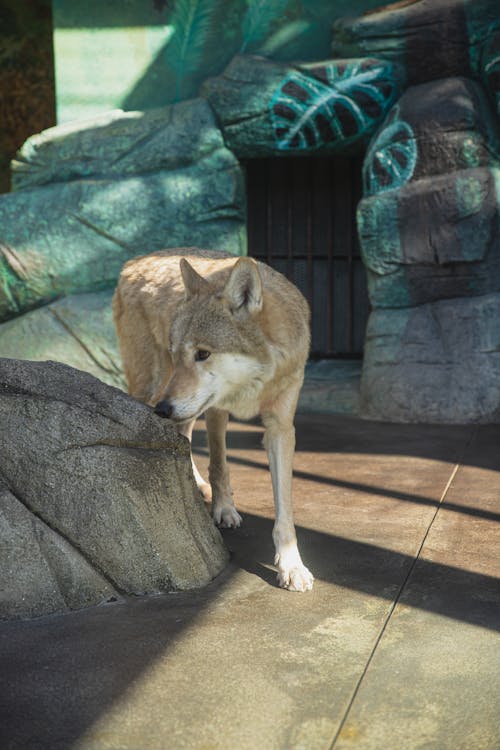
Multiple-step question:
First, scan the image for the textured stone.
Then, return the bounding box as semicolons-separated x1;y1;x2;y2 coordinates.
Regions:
201;54;404;157
0;291;125;390
11;99;223;190
332;0;499;87
0;99;245;322
360;293;500;423
480;26;500;116
0;359;228;619
0;480;117;620
363;77;500;197
358;166;500;309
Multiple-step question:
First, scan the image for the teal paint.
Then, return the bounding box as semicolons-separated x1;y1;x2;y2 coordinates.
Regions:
455;171;494;263
270;59;401;152
363;109;417;196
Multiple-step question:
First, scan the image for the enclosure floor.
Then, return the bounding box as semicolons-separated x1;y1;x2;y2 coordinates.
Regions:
1;415;499;750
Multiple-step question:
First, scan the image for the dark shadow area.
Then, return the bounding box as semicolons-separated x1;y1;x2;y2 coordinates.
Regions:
0;564;238;750
221;513;500;633
1;415;498;749
0;509;498;749
193;445;500;524
1;502;498;750
194;414;500;473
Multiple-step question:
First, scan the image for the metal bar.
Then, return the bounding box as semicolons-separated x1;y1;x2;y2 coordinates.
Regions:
346;158;354;354
287;159;293;280
307;159;314;320
326;158;334;355
266;160;273;266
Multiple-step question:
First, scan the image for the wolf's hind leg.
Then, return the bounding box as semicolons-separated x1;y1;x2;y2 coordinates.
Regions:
206;408;242;528
178;419;212;502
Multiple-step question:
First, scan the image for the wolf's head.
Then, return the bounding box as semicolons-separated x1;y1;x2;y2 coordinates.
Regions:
154;257;270;423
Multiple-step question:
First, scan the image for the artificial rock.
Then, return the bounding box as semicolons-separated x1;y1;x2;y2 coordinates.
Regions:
0;290;125;390
0;98;245;322
201;54;404;157
360;293;500;423
0;359;228;619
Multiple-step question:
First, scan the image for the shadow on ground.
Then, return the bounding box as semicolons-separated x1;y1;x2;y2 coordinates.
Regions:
0;415;498;750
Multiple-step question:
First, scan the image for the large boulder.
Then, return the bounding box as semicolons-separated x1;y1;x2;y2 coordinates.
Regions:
0;290;125;390
0;98;245;322
0;359;228;620
201;54;404;157
332;0;499;87
360;293;500;423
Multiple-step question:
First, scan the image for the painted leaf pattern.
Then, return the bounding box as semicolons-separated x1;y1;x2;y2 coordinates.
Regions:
363;109;417;196
270;59;400;151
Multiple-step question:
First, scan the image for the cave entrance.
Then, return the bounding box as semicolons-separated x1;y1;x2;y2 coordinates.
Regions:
245;156;369;358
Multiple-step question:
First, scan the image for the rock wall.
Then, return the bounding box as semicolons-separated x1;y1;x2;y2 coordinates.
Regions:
349;1;500;422
0;0;499;424
1;99;245;322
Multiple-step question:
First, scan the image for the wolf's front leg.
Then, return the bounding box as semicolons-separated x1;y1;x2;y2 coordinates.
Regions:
177;419;212;501
206;408;242;529
262;412;313;592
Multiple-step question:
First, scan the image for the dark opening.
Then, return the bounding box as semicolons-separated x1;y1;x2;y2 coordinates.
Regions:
244;156;370;359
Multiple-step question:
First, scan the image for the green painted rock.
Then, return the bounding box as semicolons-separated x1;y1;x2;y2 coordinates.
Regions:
0;290;125;390
358;167;500;308
359;78;500;309
360;292;500;423
0;99;245;322
332;0;499;87
480;26;500;117
201;54;404;157
363;77;500;197
11;99;223;190
0;359;228;620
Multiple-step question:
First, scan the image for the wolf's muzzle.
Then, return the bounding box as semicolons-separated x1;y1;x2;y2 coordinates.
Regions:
154;400;173;419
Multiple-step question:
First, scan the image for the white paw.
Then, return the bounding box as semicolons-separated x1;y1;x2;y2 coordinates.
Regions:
277;563;314;592
213;505;242;529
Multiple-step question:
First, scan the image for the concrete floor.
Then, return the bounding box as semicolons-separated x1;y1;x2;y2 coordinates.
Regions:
1;414;499;750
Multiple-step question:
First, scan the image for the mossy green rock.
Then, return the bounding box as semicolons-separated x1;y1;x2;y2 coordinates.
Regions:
0;290;124;390
0;99;245;322
201;54;404;157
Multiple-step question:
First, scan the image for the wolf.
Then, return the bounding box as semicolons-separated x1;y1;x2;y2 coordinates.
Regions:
112;248;313;592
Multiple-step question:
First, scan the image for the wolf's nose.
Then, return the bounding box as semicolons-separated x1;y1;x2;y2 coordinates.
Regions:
154;400;173;419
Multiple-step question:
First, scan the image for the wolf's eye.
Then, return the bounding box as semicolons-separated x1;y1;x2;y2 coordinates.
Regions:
195;349;211;362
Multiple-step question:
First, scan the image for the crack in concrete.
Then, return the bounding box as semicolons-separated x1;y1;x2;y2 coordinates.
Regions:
329;425;479;748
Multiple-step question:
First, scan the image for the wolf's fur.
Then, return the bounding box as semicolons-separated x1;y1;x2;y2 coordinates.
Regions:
113;248;313;591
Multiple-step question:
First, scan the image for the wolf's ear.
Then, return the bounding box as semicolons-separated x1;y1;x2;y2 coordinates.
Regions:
180;258;209;298
224;258;263;318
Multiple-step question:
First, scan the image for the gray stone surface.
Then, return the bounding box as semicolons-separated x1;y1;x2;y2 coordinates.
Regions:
0;359;228;619
0;291;125;391
0;99;245;322
357;60;500;424
358;166;500;309
363;77;500;197
0;480;117;620
299;360;361;416
360;293;500;423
